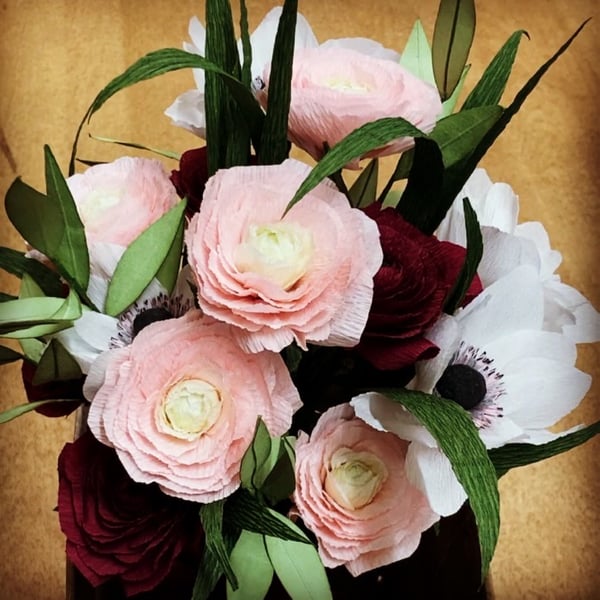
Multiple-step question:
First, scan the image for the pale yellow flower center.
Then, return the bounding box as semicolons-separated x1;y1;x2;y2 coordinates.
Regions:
324;447;388;510
78;189;122;224
325;77;370;94
161;379;222;437
235;222;314;290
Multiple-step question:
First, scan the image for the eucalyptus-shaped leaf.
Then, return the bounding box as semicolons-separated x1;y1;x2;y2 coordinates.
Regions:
396;138;444;233
226;530;274;600
259;0;297;165
32;339;82;385
400;20;435;85
462;30;529;110
240;418;281;492
0;289;81;337
443;197;483;313
261;437;296;505
0;398;78;425
225;489;308;543
104;200;186;316
69;48;264;175
200;500;238;589
0;345;22;365
490;420;600;476
155;215;185;294
43;146;90;295
347;159;379;208
379;388;499;581
19;273;45;299
265;518;332;600
440;20;589;210
285;117;427;213
18;338;45;364
432;0;476;100
0;247;63;298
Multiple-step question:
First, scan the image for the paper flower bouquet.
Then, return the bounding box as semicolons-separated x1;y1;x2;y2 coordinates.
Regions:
1;1;598;598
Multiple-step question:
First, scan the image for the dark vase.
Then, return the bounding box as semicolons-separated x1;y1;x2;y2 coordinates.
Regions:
66;501;491;600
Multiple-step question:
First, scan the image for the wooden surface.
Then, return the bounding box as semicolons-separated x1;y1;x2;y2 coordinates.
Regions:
1;1;599;599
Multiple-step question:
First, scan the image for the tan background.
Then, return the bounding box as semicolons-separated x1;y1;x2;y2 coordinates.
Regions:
1;1;598;599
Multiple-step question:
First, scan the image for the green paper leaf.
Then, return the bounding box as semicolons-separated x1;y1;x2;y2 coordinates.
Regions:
155;214;185;294
225;489;308;544
19;273;45;299
431;105;503;168
32;339;82;385
0;290;82;337
432;0;476;100
261;437;296;505
0;345;23;365
348;159;379;208
18;338;45;363
400;20;435;85
240;419;281;492
0;398;79;425
396;137;445;233
88;134;180;160
440;63;470;117
380;388;499;581
258;0;296;165
0;293;16;303
200;500;238;590
443;197;483;313
462;30;529;110
265;519;332;600
0;247;63;297
286;117;426;214
69;48;264;175
43;145;90;296
239;0;252;89
104;200;186;316
226;531;274;600
439;20;589;213
490;421;600;475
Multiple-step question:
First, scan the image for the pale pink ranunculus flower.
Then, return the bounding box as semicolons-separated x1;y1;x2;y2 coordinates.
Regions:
68;156;179;247
258;47;442;166
66;157;180;310
185;158;383;353
293;404;438;576
86;310;302;503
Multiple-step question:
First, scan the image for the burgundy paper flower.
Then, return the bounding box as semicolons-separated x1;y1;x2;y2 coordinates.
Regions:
57;432;201;597
357;204;482;370
21;360;84;417
170;147;209;216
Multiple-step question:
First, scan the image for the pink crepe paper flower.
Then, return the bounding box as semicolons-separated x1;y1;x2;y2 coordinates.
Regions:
185;158;383;353
86;310;302;503
258;47;442;166
293;404;438;576
68;156;180;247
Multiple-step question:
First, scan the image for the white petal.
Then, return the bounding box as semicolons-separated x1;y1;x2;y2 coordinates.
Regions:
82;350;114;403
56;328;102;374
187;15;206;53
164;89;207;138
351;393;437;447
320;37;400;62
478;416;524;449
516;221;562;279
457;266;544;348
501;358;591;428
250;8;318;80
412;314;461;393
478;227;540;288
516;423;584;445
482;329;577;371
74;312;119;353
405;443;466;517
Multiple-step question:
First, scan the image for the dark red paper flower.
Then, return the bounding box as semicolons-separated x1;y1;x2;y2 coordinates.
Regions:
21;360;83;417
170;147;209;217
358;204;482;370
57;432;202;597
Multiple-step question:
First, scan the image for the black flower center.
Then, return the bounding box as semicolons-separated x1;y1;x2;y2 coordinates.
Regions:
435;363;487;410
132;307;173;337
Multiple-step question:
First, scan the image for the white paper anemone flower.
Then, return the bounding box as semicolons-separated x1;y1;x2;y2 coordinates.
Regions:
56;266;195;374
165;7;399;137
352;266;591;516
437;168;600;343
